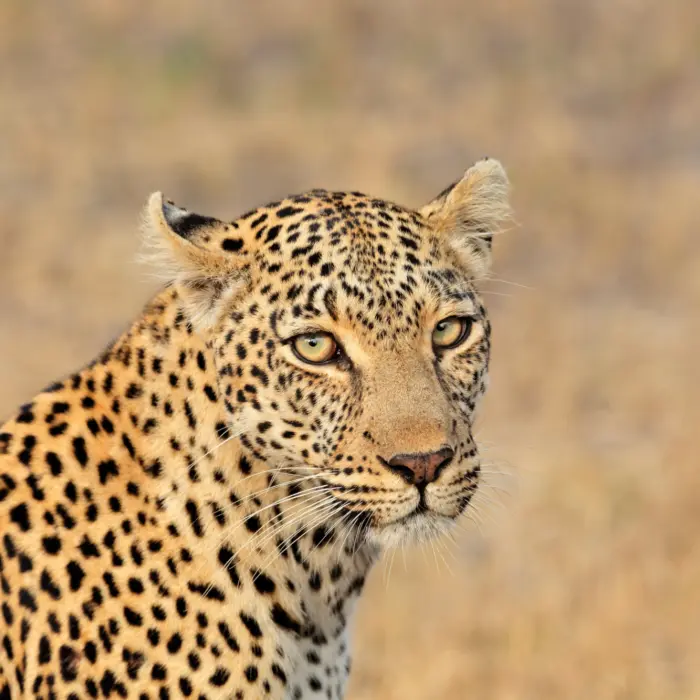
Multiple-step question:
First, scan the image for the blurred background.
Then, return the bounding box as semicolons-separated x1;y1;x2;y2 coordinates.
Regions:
1;1;699;697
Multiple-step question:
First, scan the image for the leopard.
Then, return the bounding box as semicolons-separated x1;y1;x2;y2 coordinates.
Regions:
0;158;510;700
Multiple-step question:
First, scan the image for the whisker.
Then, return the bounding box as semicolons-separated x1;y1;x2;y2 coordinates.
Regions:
254;500;346;575
198;473;324;539
238;494;339;560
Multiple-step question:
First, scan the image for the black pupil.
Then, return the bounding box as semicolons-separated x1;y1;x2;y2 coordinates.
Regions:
308;338;319;347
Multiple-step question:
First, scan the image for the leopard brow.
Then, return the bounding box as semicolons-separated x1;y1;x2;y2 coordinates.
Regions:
429;296;479;320
277;324;337;344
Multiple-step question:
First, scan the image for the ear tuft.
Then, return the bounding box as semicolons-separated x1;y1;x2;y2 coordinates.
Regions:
421;158;511;278
141;192;249;330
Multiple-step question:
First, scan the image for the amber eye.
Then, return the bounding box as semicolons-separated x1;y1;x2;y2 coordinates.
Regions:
291;333;339;364
432;316;473;350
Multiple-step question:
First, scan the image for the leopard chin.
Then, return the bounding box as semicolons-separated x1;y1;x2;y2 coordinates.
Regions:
367;511;458;549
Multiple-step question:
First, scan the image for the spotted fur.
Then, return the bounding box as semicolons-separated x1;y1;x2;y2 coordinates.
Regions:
0;159;510;699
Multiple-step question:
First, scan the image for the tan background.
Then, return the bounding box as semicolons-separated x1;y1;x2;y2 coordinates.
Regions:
2;2;700;698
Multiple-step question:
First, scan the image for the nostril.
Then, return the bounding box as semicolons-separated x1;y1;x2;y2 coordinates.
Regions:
384;462;415;485
432;447;454;481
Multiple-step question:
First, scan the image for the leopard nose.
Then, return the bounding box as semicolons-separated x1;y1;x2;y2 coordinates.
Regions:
385;446;454;486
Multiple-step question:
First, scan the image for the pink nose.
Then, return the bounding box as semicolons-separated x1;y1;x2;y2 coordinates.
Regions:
385;447;454;486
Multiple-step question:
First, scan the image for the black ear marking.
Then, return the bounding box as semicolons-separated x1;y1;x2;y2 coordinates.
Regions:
161;199;221;240
170;213;221;239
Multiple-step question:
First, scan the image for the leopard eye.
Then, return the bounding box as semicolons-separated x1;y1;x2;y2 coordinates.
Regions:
432;316;473;350
291;333;339;364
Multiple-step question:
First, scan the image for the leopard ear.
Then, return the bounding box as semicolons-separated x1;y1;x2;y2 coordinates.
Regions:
141;192;251;329
421;158;511;278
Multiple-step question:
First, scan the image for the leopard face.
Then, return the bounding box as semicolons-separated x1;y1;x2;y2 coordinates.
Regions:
146;159;509;549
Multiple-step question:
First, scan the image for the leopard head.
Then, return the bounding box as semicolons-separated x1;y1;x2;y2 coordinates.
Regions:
143;159;510;547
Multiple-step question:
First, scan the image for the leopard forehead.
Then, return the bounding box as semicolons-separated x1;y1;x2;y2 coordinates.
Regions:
177;188;439;273
236;191;479;342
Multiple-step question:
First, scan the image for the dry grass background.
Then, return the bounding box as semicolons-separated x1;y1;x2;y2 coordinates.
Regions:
1;1;700;697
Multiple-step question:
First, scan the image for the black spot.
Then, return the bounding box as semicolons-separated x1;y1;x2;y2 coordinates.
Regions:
122;434;136;459
66;561;85;591
186;582;225;601
3;533;17;557
238;455;252;475
244;666;258;683
187;652;200;670
185;500;204;537
312;526;332;548
209;668;230;687
239;612;263;639
55;504;76;529
99;669;117;697
84;641;98;664
271;604;302;635
64;481;78;503
40;570;61;599
39;635;51;664
218;622;239;652
251;570;276;594
72;437;88;467
78;536;100;558
221;238;244;252
124;607;143;626
49;422;69;436
16;406;34;423
151;664;167;681
68;615;80;640
244;515;261;533
46;452;63;476
18;589;37;612
276;206;303;218
265;225;281;243
167;634;182;654
17;435;36;465
125;383;142;399
308;571;322;591
59;645;79;682
271;663;287;685
9;503;30;531
323;288;338;320
128;578;144;594
218;547;241;587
